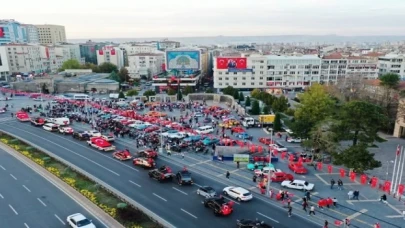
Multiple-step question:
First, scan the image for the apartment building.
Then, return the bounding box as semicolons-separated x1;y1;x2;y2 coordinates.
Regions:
378;54;405;79
21;24;39;43
96;46;124;69
56;43;83;63
0;47;10;80
36;24;67;45
0;44;44;73
0;19;27;44
157;40;180;51
127;53;165;78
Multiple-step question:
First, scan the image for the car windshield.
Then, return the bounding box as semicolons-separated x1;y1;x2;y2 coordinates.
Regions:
243;192;251;196
77;219;91;227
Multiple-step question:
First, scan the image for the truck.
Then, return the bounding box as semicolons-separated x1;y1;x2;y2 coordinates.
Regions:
258;115;276;127
242;117;261;128
46;117;70;126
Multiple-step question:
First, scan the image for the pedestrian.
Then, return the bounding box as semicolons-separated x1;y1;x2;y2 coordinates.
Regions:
324;220;328;228
305;190;311;201
287;206;292;217
330;179;335;189
353;190;359;200
226;171;230;179
326;197;333;208
332;197;338;207
337;179;343;190
280;191;285;201
252;175;257;183
181;152;184;159
287;198;291;207
345;219;350;227
236;161;240;168
302;200;308;212
309;205;315;216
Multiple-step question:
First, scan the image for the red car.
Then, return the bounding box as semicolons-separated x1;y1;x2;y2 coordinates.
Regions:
231;127;245;133
113;150;132;161
259;137;273;145
271;172;294;182
288;162;308;174
133;157;156;168
144;125;160;133
138;149;158;158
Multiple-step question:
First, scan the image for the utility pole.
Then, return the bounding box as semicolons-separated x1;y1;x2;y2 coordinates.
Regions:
266;129;273;195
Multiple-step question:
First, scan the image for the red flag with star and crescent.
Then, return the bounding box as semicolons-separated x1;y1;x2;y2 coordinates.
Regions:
396;145;401;156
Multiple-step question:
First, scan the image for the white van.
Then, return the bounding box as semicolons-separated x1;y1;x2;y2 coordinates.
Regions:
43;123;59;132
47;118;70;126
196;126;214;134
72;94;90;100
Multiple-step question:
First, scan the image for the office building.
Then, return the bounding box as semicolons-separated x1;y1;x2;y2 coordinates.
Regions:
127;53;165;78
0;19;27;44
0;44;44;74
0;47;10;80
36;24;67;44
378;54;405;79
96;46;124;69
79;40;107;64
21;24;39;43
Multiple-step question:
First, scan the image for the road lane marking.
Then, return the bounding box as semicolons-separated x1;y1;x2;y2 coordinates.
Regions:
153;193;167;202
9;204;18;215
0;193;3;199
22;185;31;192
294;192;319;203
129;180;141;187
193;183;202;187
10;174;17;180
0;165;6;170
37;198;47;207
346;209;368;220
54;214;65;225
386;215;404;218
173;187;188;195
4;126;121;176
257;212;279;223
24;223;29;228
181;208;197;219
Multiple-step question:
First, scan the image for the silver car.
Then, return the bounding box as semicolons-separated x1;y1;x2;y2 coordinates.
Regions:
197;186;216;198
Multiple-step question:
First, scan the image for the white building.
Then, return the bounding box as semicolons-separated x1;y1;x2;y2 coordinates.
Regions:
21;24;39;44
96;46;124;69
127;53;165;78
56;44;83;63
378;54;405;79
35;24;67;45
0;47;10;80
119;44;158;55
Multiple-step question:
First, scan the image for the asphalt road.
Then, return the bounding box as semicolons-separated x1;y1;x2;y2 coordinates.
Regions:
0;120;318;228
0;146;104;228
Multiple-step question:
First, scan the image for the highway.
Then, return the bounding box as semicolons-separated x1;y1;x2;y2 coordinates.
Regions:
0;121;318;228
0;146;104;228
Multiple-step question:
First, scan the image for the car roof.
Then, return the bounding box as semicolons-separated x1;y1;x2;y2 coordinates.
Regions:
230;187;249;193
293;180;307;184
70;213;86;221
201;186;214;191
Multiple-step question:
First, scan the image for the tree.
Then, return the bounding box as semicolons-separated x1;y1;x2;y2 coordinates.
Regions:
177;90;183;101
81;63;99;72
61;59;81;71
118;67;129;83
273;113;282;131
222;86;236;96
239;92;244;102
98;62;118;73
332;100;387;146
245;96;251;106
143;90;156;98
118;91;125;99
251;88;262;99
262;105;270;114
41;83;49;94
333;144;381;173
133;78;141;86
108;71;121;83
233;90;239;100
302;121;338;162
380;73;400;88
379;73;400;132
272;96;289;113
183;85;193;95
126;89;138;97
206;88;214;93
251;100;260;115
167;88;177;96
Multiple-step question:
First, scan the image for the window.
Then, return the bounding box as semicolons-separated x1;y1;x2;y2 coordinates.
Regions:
260;66;264;69
251;77;255;80
233;82;237;86
219;83;222;86
305;65;311;69
219;72;222;75
242;82;246;85
233;72;237;75
251;82;255;85
225;72;229;75
225;77;229;80
225;83;229;86
233;77;237;80
259;82;263;85
284;71;287;74
252;66;255;69
242;77;246;80
259;77;263;80
218;77;222;80
260;71;263;74
242;72;246;74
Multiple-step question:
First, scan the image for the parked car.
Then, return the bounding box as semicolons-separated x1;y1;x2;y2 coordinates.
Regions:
281;180;314;191
197;186;217;198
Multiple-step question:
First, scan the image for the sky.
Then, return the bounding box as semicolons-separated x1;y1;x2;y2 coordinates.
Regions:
3;0;405;39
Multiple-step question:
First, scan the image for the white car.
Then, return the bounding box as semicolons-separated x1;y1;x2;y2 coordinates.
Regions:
128;121;144;128
59;126;74;134
101;135;115;142
281;180;314;191
0;109;5;113
222;186;253;202
254;167;282;176
269;143;288;152
284;128;294;134
43;123;59;132
167;132;187;139
67;213;96;228
287;137;302;143
87;130;101;137
193;112;204;117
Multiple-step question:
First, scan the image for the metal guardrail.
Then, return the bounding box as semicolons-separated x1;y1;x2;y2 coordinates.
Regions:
2;131;175;228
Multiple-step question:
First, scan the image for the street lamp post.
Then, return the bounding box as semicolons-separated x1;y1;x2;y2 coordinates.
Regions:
266;129;273;195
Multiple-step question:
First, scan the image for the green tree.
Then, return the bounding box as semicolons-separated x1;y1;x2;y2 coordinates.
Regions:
332;100;387;146
177;90;183;101
222;86;236;96
333;144;382;173
251;100;260;115
302;121;338;162
206;88;214;93
273;113;282;131
61;59;81;71
272;96;289;113
167;88;177;95
143;90;156;98
379;73;401;132
233;90;239;100
245;96;251;106
98;62;118;73
81;63;99;72
118;67;129;82
251;88;262;99
108;71;121;83
183;85;193;95
118;91;125;99
239;92;244;102
126;89;138;97
133;78;141;86
262;105;270;114
380;73;400;88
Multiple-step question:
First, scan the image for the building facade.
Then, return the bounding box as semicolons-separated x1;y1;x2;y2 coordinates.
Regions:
0;47;10;80
36;24;67;45
0;19;27;44
157;40;180;51
127;53;164;78
56;43;83;63
79;40;107;64
96;46;124;69
119;44;159;67
378;54;405;79
21;24;39;43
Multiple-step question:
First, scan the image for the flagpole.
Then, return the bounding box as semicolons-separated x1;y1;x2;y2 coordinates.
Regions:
391;145;399;193
397;147;405;197
393;146;403;194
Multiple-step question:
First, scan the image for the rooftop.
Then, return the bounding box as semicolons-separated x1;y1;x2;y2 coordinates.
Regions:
323;53;344;59
266;55;320;60
128;53;163;57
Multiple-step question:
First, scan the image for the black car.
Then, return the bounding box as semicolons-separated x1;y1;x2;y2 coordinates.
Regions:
176;170;193;185
148;166;174;182
72;131;90;141
236;219;273;228
203;197;233;216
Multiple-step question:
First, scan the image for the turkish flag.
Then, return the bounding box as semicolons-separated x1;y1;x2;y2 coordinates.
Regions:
398;184;404;195
298;157;303;165
111;49;116;55
327;165;333;174
384;181;391;193
258;146;263;153
281;152;286;159
0;27;4;38
99;50;103;55
250;145;256;153
317;162;323;170
360;174;367;185
350;171;356;182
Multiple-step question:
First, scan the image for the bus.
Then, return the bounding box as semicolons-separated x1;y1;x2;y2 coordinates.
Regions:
72;94;90;101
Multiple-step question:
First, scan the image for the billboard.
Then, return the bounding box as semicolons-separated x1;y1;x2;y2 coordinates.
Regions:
0;27;4;38
166;50;200;70
216;57;247;70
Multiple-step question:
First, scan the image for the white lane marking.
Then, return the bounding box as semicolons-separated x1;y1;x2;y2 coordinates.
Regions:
257;212;279;223
22;185;31;192
0;193;3;199
346;209;368;220
37;198;47;207
181;208;198;219
223;196;240;205
129;180;141;187
173;187;188;195
24;223;29;228
193;183;202;187
0;165;6;170
54;214;65;225
9;204;18;215
153;193;167;202
10;174;17;180
7;126;121;176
